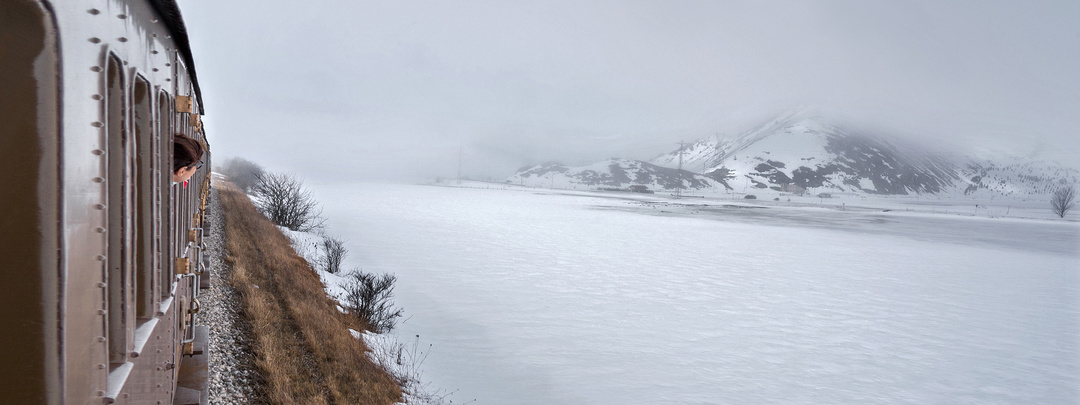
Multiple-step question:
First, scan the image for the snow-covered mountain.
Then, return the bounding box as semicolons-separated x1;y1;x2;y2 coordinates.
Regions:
648;111;1078;196
509;159;727;192
959;159;1080;197
505;112;1076;197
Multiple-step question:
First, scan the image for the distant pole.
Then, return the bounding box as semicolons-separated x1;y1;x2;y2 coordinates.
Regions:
707;132;720;174
676;141;684;199
457;147;462;185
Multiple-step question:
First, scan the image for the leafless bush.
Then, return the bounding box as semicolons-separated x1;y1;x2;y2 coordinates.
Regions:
320;236;347;274
1051;185;1076;218
364;333;471;404
250;172;325;232
219;157;265;192
342;269;403;333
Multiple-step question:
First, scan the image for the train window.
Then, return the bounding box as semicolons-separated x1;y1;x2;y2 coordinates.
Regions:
105;54;134;366
158;91;173;298
133;76;154;319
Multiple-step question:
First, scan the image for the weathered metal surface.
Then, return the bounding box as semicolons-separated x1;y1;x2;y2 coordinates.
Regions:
1;0;211;403
0;1;61;403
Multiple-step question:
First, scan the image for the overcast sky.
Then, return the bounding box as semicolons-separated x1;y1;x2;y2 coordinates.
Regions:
180;0;1079;181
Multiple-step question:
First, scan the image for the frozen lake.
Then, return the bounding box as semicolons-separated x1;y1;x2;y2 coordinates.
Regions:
311;182;1079;404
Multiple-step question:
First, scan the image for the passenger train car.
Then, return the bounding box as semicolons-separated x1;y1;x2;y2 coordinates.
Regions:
2;0;212;403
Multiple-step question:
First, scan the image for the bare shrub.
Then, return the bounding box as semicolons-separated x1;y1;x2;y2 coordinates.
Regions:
364;333;472;404
1051;185;1076;218
320;236;347;274
250;172;326;232
219;157;265;192
342;269;403;333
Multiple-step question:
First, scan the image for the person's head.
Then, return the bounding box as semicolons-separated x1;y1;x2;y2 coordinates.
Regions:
173;133;205;183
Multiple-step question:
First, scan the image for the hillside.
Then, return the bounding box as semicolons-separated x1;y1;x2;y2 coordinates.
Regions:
509;159;728;192
215;181;402;404
652;113;963;195
959;159;1080;197
506;112;1076;198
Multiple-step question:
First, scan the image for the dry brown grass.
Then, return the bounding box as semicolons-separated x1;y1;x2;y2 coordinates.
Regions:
218;182;402;405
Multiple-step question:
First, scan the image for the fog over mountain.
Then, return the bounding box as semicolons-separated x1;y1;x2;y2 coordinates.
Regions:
511;110;1078;197
181;1;1080;181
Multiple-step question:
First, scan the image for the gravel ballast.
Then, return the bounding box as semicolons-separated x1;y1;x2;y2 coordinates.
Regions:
203;186;265;404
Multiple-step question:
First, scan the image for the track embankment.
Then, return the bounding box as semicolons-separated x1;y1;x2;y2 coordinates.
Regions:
205;185;264;404
211;181;401;405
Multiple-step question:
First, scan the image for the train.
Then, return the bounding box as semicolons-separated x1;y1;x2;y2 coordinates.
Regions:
2;0;213;403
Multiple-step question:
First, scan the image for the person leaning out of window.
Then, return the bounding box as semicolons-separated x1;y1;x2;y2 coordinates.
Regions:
173;133;204;185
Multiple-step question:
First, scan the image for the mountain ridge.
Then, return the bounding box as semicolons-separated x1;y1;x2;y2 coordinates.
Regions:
508;113;1077;197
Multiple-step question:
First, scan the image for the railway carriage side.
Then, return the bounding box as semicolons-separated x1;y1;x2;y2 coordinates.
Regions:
1;0;211;403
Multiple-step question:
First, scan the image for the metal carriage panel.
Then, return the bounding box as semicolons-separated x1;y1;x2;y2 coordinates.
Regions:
0;0;63;403
40;0;206;403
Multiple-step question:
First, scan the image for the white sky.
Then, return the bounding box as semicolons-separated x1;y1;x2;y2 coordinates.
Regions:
180;0;1080;181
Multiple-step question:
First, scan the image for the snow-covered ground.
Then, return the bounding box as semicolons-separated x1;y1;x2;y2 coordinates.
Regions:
306;181;1078;404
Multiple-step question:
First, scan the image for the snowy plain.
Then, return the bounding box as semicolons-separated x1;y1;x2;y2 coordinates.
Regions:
304;181;1079;404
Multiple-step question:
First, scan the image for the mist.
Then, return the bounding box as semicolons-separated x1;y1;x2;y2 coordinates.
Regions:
181;0;1080;182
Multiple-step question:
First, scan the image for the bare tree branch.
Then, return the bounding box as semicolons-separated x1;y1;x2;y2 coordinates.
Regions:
1051;185;1076;218
320;236;347;274
219;157;265;192
341;269;403;333
250;172;326;232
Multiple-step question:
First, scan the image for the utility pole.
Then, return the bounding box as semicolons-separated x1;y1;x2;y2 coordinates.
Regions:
457;147;462;185
707;132;726;177
676;141;684;199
